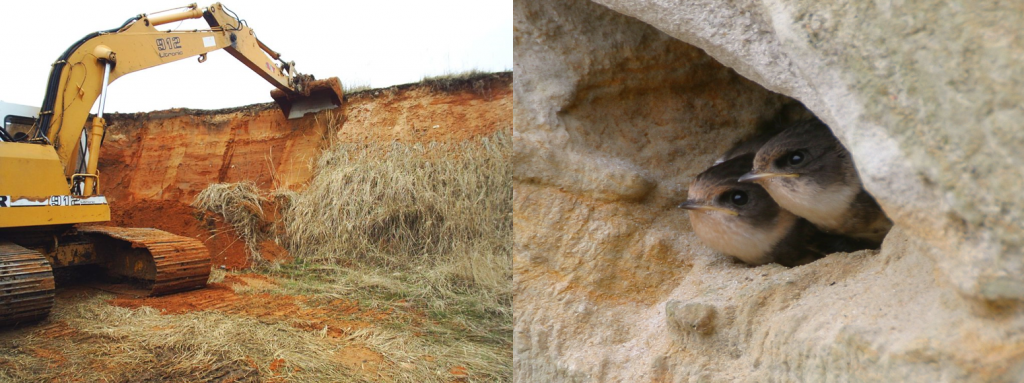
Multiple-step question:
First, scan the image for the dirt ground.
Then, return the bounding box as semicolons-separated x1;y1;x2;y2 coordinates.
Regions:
1;276;399;381
0;72;511;382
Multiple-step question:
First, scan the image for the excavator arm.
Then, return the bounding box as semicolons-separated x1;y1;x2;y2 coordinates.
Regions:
31;3;341;195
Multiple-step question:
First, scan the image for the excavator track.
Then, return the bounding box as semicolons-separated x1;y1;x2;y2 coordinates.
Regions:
79;226;210;296
0;242;55;326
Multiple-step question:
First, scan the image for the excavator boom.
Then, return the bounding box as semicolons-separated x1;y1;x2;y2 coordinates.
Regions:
33;3;341;178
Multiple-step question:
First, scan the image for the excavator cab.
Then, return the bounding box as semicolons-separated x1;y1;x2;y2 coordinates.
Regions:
0;102;39;142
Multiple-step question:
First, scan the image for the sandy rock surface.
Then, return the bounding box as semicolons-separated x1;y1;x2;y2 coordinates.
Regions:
513;0;1024;380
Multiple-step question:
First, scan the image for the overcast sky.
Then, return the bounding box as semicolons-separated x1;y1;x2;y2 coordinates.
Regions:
0;0;511;113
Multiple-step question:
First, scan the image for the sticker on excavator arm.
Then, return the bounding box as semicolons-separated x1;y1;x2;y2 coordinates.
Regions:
0;195;107;207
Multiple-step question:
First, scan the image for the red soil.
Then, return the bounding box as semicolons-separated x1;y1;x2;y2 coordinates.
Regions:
105;199;251;270
107;274;389;338
335;346;386;377
340;76;512;144
268;358;287;374
36;320;83;340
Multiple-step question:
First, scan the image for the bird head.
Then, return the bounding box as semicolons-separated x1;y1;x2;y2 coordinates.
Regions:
681;154;782;229
680;153;795;265
738;119;854;191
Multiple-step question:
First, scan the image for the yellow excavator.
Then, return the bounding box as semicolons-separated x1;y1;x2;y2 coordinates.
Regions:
0;3;342;325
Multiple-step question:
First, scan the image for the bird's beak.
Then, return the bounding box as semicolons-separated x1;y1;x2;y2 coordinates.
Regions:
678;200;739;216
738;171;799;183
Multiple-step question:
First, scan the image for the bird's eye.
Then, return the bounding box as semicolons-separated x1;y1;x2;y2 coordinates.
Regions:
730;191;748;206
787;151;806;166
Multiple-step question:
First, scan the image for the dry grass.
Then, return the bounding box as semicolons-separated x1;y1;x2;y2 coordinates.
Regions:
191;182;270;261
343;82;373;94
312;109;345;151
0;293;356;382
285;132;511;267
421;69;494;93
276;130;512;380
0;269;507;382
187;122;512;381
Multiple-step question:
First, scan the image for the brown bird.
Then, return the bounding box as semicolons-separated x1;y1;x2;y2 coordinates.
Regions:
680;154;873;267
737;120;892;245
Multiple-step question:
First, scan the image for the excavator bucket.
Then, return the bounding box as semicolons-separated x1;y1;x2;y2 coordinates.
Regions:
271;77;344;120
